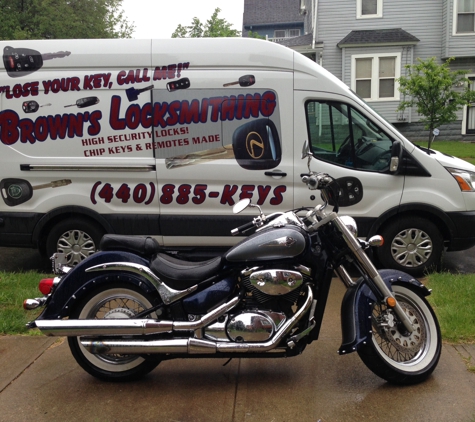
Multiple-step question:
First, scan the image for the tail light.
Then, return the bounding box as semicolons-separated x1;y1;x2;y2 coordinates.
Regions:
39;278;55;295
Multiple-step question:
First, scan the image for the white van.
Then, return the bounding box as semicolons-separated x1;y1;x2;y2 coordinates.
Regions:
1;38;474;275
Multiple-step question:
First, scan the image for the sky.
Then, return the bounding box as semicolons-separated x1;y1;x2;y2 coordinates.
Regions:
120;0;245;39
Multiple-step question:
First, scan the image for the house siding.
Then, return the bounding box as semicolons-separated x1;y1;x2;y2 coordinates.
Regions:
244;0;475;137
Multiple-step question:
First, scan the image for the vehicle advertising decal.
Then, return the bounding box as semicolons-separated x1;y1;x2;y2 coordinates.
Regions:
0;45;284;208
0;47;281;171
89;181;286;207
0;177;71;207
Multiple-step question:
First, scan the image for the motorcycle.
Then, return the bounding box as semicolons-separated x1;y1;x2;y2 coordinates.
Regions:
24;142;441;384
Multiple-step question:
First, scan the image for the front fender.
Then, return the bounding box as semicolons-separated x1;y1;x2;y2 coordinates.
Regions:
338;269;430;355
35;251;158;321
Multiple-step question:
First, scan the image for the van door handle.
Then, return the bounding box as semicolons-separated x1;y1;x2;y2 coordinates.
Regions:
264;170;287;177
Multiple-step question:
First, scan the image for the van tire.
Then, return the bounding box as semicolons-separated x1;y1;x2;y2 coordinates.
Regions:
45;218;104;265
376;217;443;276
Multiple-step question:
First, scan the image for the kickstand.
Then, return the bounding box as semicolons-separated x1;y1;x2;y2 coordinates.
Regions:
223;358;233;367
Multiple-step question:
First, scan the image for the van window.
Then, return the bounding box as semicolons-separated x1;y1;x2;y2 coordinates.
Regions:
305;101;393;172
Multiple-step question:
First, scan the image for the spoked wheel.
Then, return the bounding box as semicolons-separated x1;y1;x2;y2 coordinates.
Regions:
68;284;161;381
358;284;441;385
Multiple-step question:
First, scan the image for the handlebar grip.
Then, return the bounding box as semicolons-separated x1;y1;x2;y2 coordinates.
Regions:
231;220;255;236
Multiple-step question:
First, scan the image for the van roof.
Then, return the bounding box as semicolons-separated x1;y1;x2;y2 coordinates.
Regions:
1;38;297;72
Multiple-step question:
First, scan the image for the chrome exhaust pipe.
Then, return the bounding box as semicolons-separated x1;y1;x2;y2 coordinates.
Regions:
81;286;314;356
34;296;240;337
82;338;217;355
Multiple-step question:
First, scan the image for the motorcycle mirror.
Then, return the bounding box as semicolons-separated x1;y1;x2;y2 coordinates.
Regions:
233;198;251;214
301;141;314;172
301;140;311;160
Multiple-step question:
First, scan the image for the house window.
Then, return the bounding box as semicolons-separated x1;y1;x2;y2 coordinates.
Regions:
357;0;383;18
274;29;300;38
456;0;475;33
352;53;400;101
466;78;475;134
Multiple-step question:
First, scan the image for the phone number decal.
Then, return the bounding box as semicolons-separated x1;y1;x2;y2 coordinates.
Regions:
91;182;156;205
90;182;286;206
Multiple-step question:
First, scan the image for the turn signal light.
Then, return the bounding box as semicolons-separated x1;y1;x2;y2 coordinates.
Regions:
386;297;397;308
39;278;54;295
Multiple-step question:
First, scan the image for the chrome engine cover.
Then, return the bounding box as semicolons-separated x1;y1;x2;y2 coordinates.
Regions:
249;269;303;296
226;310;286;342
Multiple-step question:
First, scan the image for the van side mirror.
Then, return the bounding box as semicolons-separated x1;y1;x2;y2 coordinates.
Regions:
389;140;403;174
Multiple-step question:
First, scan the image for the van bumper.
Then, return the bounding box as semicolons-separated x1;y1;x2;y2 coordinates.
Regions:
446;211;475;251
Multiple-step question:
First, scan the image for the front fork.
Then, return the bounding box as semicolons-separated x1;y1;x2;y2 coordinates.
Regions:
315;212;415;334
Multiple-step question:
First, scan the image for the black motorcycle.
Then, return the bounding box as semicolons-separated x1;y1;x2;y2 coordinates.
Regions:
24;142;441;384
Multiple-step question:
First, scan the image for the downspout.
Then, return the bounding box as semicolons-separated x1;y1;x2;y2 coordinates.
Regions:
312;0;318;50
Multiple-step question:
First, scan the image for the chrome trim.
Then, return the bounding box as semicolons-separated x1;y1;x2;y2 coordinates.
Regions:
21;164;156;172
250;269;303;295
35;319;173;336
85;262;197;305
35;296;240;336
80;285;314;355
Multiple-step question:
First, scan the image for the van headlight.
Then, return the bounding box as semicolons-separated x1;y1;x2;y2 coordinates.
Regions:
446;167;475;192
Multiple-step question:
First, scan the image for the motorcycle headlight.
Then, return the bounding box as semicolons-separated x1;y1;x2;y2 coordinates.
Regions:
340;215;358;238
446;167;475;192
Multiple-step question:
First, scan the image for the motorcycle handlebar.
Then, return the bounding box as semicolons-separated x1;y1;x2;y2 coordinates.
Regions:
231;220;256;236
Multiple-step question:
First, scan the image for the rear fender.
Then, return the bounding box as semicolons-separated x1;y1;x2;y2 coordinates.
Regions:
36;251;158;320
338;269;430;355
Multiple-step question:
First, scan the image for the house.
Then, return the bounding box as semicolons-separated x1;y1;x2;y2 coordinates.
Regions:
242;0;475;141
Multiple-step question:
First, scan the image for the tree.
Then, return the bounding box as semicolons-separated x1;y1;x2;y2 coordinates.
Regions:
397;57;475;148
247;31;266;40
171;8;240;38
0;0;134;40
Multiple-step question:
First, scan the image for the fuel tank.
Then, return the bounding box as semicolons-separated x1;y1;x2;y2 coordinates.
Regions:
225;226;308;262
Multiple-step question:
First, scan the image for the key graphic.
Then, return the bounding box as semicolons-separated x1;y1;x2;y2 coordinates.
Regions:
3;46;71;78
64;97;99;108
126;85;154;102
0;178;72;207
22;101;52;114
223;75;256;87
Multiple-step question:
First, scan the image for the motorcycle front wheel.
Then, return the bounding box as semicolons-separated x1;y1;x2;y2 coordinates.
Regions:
68;283;161;381
357;284;441;385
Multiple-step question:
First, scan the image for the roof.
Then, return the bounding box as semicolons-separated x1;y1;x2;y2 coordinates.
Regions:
338;28;420;47
277;33;314;47
243;0;305;26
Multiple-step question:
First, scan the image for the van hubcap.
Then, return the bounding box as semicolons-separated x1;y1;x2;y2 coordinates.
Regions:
390;228;432;268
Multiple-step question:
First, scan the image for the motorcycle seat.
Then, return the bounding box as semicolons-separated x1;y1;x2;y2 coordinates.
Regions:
100;235;161;257
150;253;223;290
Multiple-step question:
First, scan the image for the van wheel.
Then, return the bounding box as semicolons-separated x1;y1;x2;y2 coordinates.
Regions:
376;217;443;276
46;218;104;265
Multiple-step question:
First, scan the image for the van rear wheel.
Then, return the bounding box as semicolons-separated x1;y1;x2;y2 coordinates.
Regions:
45;218;104;265
376;217;443;276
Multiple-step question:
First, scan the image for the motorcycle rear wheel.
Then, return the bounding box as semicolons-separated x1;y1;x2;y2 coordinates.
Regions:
68;284;161;381
357;284;441;385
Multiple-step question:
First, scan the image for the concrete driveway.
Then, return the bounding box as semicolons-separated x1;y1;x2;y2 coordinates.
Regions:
1;281;474;422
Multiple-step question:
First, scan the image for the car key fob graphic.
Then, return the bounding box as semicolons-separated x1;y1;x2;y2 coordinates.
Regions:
232;119;281;170
167;78;190;92
0;178;71;207
64;96;99;108
126;84;154;102
22;101;52;114
3;46;71;78
223;75;256;87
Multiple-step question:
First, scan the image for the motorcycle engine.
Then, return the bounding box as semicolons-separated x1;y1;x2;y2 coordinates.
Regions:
203;266;311;343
